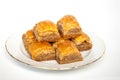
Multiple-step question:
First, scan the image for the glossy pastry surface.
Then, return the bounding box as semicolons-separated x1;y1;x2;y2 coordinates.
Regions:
72;32;92;51
28;41;55;61
22;29;37;49
22;30;55;61
33;20;60;42
55;40;83;64
57;15;82;39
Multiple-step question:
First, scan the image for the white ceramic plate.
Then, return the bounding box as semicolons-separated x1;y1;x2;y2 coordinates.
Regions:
5;32;105;70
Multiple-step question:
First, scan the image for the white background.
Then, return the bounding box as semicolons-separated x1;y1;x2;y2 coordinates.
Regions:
0;0;120;80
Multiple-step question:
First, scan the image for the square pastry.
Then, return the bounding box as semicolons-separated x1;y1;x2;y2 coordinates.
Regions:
22;30;55;61
22;29;37;50
33;20;60;42
55;40;83;64
27;41;55;61
57;15;82;39
72;32;92;51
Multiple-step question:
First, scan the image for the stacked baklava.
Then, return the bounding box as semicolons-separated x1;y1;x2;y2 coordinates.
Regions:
22;15;92;64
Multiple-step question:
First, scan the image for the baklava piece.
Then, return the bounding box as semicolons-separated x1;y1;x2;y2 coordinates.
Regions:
33;20;60;42
27;41;55;61
22;29;37;50
57;15;82;39
22;30;55;61
72;32;92;51
53;37;65;49
55;40;83;64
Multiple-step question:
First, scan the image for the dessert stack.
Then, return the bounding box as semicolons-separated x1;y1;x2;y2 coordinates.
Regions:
22;15;92;64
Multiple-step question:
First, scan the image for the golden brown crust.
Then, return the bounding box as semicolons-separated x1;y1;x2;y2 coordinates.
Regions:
33;20;60;42
76;42;92;51
57;15;82;39
22;29;37;50
72;32;92;51
53;37;65;49
22;30;55;61
55;40;83;64
27;42;55;61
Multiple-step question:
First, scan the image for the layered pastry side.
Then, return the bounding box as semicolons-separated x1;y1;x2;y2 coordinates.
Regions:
33;20;60;42
57;15;82;39
22;29;37;50
72;32;92;51
54;40;83;64
22;30;55;61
